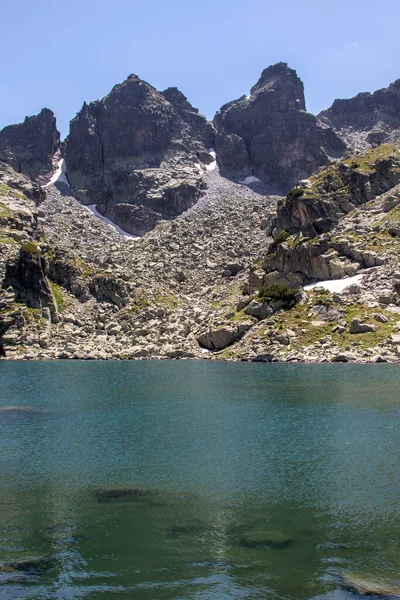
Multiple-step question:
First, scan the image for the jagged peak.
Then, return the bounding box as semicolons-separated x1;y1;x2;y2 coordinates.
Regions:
162;87;199;114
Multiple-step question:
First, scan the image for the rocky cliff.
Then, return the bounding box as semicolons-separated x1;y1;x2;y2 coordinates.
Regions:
65;75;216;235
0;109;60;183
319;79;400;152
213;63;346;190
1;66;400;363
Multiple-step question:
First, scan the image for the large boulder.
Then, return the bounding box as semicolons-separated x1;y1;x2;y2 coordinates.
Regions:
0;109;60;183
213;63;345;190
197;322;252;351
65;75;215;235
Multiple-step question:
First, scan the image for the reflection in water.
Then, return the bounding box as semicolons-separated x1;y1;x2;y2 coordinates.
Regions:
0;361;400;599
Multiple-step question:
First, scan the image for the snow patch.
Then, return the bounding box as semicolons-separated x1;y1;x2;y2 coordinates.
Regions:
44;158;69;188
205;148;217;171
86;205;139;240
304;274;364;294
205;160;217;172
239;176;261;185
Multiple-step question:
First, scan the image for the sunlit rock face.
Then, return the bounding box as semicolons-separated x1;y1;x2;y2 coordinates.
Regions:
0;108;60;184
65;75;216;235
213;62;345;191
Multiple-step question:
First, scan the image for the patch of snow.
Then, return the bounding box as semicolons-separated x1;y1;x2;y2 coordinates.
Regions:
208;148;216;159
205;160;217;172
245;95;251;100
239;176;261;185
304;274;364;294
44;158;69;188
86;205;139;240
194;162;204;174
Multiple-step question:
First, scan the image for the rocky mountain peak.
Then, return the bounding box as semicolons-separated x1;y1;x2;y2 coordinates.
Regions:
162;87;199;114
250;62;306;111
213;63;345;190
65;74;215;235
0;108;60;183
318;77;400;152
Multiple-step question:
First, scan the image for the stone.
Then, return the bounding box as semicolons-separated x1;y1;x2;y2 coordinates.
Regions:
197;322;252;351
332;352;356;362
239;530;293;550
373;312;389;323
349;319;376;334
244;300;272;321
390;334;400;344
339;573;400;599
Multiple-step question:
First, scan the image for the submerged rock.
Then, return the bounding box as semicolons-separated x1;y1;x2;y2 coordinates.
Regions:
239;530;293;550
94;487;154;503
169;522;209;537
3;556;55;575
339;573;400;598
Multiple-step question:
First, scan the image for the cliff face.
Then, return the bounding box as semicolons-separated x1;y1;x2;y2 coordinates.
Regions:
0;109;60;183
213;63;346;190
65;75;216;235
318;79;400;151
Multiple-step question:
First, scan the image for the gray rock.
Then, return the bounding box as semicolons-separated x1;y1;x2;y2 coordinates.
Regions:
0;108;60;183
65;74;214;235
214;62;345;190
349;319;376;334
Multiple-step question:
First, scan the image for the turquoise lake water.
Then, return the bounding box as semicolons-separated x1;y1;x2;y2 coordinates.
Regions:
0;361;399;599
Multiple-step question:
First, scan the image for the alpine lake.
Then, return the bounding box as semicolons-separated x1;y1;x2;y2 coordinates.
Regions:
0;361;400;600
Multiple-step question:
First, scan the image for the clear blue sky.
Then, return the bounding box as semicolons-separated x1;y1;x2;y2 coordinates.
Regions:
1;0;399;139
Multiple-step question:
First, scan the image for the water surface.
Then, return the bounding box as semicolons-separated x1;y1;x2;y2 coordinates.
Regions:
0;361;399;599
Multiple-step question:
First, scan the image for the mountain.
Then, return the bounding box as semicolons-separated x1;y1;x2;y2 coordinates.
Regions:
318;79;400;152
64;75;216;235
0;108;60;183
1;65;400;363
213;63;346;190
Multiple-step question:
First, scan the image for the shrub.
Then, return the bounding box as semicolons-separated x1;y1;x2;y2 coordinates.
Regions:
258;284;298;307
273;230;291;244
21;242;40;255
287;187;304;201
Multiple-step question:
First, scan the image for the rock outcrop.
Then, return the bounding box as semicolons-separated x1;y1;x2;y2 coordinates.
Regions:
213;63;345;190
65;75;215;235
0;109;60;183
272;144;400;238
319;78;400;152
4;243;58;322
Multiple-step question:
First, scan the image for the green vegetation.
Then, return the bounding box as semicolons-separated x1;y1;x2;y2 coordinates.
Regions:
21;242;40;254
286;187;304;201
343;143;399;173
154;289;181;309
49;281;66;312
0;234;17;245
0;183;27;201
129;293;149;313
273;230;291;244
258;284;298;306
0;202;12;219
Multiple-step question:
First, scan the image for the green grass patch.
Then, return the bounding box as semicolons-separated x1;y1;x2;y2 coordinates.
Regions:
258;284;298;306
343;143;399;173
21;242;40;254
49;281;66;312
